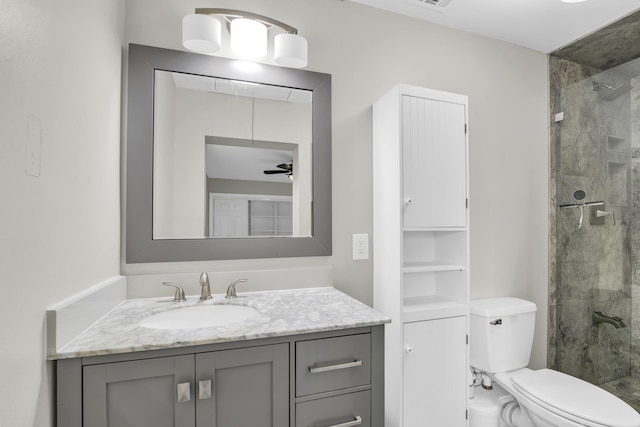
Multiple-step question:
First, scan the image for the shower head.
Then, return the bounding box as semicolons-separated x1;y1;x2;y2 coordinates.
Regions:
592;81;632;101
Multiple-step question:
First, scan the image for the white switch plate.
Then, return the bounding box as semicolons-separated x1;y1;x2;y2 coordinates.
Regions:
352;233;369;260
26;115;42;177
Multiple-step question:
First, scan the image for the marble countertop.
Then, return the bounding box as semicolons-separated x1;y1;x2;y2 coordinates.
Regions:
48;287;390;360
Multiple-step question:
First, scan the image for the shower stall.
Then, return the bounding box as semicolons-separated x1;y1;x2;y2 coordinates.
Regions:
550;9;640;411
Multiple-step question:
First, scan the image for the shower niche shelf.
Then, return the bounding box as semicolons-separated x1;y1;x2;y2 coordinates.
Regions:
607;135;627;152
608;161;629;206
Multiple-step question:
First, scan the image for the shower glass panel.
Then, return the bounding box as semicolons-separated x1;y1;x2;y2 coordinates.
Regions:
556;56;640;408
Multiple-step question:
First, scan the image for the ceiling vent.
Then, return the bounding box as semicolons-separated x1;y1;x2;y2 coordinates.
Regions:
407;0;455;13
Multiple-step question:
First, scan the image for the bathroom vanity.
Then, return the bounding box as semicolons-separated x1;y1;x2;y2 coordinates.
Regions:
51;287;388;427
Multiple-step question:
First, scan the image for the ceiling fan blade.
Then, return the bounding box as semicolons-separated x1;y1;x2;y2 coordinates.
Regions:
276;163;292;171
263;170;289;174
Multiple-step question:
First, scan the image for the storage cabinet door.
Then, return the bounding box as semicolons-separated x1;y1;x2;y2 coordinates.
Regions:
83;355;195;427
195;344;289;427
402;95;467;228
403;316;467;427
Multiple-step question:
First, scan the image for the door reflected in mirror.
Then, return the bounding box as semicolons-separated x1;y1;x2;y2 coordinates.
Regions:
153;70;312;239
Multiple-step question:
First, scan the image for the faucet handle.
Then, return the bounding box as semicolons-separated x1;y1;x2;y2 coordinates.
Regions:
199;272;212;300
225;279;248;299
162;282;187;302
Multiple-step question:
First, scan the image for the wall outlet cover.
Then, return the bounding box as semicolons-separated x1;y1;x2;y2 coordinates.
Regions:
352;233;369;260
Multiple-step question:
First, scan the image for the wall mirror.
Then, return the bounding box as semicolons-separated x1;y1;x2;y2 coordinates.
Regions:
126;44;331;262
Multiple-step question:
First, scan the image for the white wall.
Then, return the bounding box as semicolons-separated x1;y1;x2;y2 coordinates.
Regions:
0;0;124;425
124;0;549;368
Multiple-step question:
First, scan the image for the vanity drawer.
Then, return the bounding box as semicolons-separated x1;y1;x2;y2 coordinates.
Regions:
296;390;370;427
296;334;371;396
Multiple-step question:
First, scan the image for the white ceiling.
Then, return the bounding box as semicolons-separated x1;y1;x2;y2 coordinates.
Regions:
349;0;640;53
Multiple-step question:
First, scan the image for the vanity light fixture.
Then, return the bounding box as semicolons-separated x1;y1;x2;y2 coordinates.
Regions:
182;8;308;68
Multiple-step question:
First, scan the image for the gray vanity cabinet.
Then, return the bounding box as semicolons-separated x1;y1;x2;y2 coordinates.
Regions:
82;344;288;427
295;334;373;427
83;354;195;427
57;326;384;427
195;344;289;426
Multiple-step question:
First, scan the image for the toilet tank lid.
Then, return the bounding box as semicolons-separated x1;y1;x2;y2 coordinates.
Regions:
470;297;537;317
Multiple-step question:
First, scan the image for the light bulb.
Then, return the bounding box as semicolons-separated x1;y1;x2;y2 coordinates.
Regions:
230;18;267;58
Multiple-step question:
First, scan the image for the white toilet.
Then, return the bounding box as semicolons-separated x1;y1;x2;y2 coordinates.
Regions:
469;297;640;427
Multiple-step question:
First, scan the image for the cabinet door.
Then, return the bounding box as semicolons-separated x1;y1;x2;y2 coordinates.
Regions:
83;355;195;427
196;343;289;427
402;95;467;228
403;316;467;427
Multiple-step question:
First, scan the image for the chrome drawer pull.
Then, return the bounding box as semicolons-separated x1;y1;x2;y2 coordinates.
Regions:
313;415;363;427
308;359;363;373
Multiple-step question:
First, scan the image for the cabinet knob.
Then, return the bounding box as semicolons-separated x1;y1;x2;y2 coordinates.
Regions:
405;197;413;205
405;346;414;354
199;379;212;400
176;382;191;403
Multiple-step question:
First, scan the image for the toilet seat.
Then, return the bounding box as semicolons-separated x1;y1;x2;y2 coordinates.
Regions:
511;369;640;427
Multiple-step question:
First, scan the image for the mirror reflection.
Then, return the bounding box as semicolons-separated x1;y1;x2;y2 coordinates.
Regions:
152;70;312;239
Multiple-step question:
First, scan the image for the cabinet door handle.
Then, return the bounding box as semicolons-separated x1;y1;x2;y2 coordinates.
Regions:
176;382;191;403
199;379;212;400
308;359;363;373
313;415;363;427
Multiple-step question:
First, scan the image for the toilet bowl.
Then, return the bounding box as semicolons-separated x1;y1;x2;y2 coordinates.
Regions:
469;297;640;427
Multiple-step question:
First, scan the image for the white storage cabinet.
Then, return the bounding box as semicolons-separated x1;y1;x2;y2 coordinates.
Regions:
373;84;470;427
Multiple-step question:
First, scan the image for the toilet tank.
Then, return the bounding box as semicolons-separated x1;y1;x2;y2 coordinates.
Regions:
470;297;537;373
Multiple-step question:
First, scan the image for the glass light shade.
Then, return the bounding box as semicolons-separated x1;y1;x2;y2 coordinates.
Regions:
182;14;222;53
274;33;308;68
230;18;267;58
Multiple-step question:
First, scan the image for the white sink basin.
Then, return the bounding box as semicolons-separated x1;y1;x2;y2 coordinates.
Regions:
139;305;260;330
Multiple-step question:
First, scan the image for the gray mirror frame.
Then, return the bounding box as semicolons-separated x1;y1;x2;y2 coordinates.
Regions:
125;44;332;263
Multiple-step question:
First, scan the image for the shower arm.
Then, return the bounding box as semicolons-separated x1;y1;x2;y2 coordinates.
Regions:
559;201;604;208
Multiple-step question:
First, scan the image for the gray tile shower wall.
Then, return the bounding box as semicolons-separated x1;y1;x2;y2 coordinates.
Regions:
549;10;640;390
631;75;640;378
555;68;632;385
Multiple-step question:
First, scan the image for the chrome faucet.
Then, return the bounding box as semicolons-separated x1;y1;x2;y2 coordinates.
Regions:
225;279;248;299
592;311;626;329
199;272;212;300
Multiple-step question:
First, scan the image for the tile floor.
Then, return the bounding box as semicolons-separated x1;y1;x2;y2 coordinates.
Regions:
600;376;640;412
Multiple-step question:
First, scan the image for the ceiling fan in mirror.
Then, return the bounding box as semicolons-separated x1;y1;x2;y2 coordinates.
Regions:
263;163;293;180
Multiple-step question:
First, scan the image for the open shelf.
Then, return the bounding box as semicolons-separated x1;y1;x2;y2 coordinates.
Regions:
403;261;465;273
402;295;467;322
403;227;467;232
